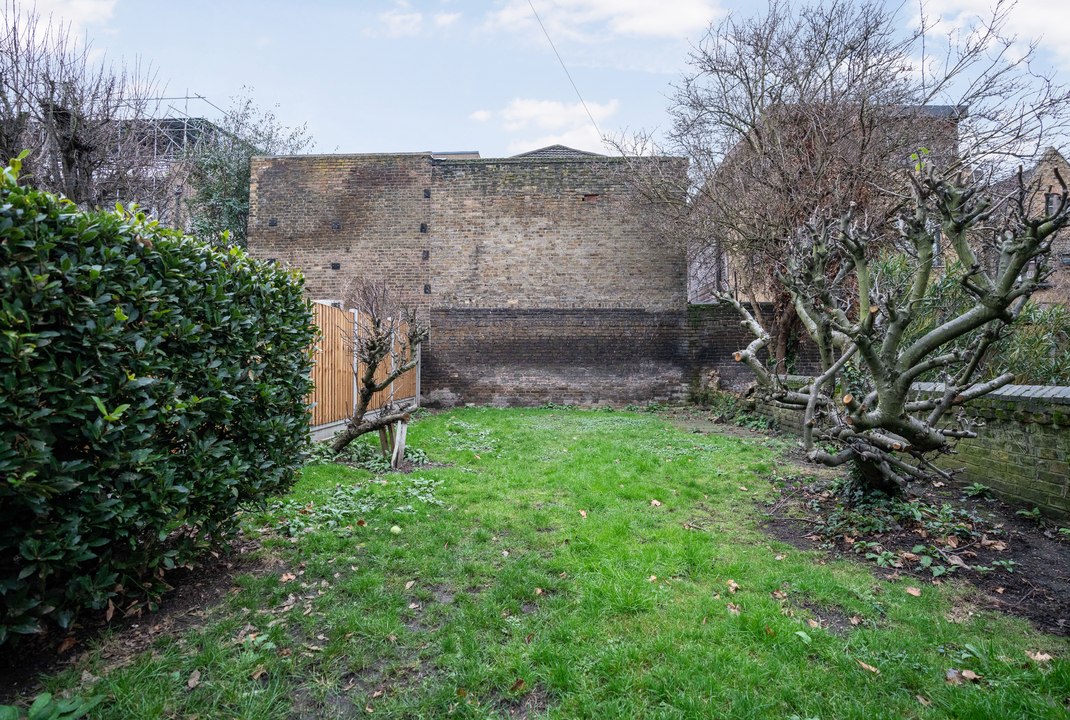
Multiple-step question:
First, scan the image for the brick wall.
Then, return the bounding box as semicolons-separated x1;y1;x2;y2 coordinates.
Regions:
248;153;432;320
751;383;1070;518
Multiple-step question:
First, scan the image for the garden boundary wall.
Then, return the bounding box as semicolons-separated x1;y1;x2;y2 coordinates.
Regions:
751;380;1070;519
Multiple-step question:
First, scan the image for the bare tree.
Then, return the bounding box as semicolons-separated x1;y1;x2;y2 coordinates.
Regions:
728;162;1067;494
330;278;428;456
0;2;176;213
612;0;1070;493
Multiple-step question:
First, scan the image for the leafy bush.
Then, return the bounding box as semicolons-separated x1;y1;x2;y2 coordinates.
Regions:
873;256;1070;385
0;158;316;644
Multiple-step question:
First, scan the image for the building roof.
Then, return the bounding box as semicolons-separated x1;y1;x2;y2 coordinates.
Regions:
511;144;604;159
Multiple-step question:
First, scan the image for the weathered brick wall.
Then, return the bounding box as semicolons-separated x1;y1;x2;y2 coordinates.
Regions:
247;153;432;320
429;158;685;310
750;383;1070;518
420;156;689;406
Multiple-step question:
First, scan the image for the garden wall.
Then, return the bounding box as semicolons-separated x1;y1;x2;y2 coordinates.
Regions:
753;382;1070;518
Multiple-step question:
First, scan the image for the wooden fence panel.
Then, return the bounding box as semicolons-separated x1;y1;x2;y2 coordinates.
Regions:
308;303;354;427
307;306;419;430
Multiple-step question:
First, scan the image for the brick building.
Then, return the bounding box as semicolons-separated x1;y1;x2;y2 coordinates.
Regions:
247;145;724;406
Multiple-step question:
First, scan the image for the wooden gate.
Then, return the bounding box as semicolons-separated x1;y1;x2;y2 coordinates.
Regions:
307;302;421;437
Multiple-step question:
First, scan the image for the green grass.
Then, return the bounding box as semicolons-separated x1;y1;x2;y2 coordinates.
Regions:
32;408;1070;719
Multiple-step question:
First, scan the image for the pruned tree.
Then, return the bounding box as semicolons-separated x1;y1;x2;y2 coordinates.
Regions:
0;2;176;213
330;278;428;457
612;0;1070;494
183;89;312;248
728;161;1067;494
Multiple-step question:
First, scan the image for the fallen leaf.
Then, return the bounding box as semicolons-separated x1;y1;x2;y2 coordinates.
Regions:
995;587;1005;594
251;666;267;681
388;634;397;642
649;575;658;582
945;668;963;685
474;454;481;459
901;552;919;562
405;580;416;590
739;486;748;492
727;579;740;593
525;633;535;644
961;670;982;681
502;551;509;557
106;599;115;622
702;616;707;624
457;688;467;697
57;636;78;654
409;602;420;610
948;555;967;568
795;631;811;644
933;481;946;487
727;602;742;616
1026;651;1053;663
917;695;931;707
764;627;775;638
342;680;356;692
805;535;822;541
280;573;297;583
991;541;1007;551
905;586;922;597
510;678;526;693
534;588;543;596
579;510;587;519
771;590;787;600
944;535;959;549
650;499;662;507
858;660;880;675
187;669;201;688
356;519;366;527
849;616;862;625
559;572;567;578
279;648;292;657
365;705;374;713
808;618;820;629
775;555;786;561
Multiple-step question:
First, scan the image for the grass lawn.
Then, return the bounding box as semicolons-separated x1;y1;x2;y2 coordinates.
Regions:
33;408;1070;719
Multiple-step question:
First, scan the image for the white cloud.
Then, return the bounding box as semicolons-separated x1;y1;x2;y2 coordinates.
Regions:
469;109;492;122
34;0;116;29
487;0;720;40
488;97;619;154
500;97;618;131
380;3;423;37
434;12;461;27
920;0;1070;60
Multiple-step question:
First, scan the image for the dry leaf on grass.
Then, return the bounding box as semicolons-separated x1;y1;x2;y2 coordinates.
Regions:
857;660;880;675
105;599;115;623
727;580;740;593
649;575;657;582
771;590;787;600
579;510;587;519
849;616;862;625
946;668;963;685
917;696;932;707
727;602;742;616
961;670;982;681
738;486;748;492
534;588;543;596
405;580;416;590
905;587;922;597
1026;651;1053;663
365;705;374;713
510;678;526;693
525;633;535;644
251;666;266;681
808;619;820;629
764;627;775;638
650;499;662;507
57;637;78;654
775;554;786;561
187;670;201;688
280;573;297;583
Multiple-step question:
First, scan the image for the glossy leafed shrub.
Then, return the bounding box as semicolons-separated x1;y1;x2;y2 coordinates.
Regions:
0;159;316;644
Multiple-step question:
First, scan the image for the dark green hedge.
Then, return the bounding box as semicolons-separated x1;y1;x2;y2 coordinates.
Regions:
0;159;316;644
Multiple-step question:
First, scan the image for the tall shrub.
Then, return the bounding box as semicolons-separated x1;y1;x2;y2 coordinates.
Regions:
0;157;316;644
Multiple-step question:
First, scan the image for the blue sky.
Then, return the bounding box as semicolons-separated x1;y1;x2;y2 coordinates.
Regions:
31;0;1070;159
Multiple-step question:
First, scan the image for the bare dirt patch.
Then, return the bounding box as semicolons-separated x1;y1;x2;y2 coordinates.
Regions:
754;435;1070;636
0;534;269;703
